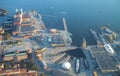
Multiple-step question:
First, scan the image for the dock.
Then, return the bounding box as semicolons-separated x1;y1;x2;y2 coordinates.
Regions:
89;45;119;73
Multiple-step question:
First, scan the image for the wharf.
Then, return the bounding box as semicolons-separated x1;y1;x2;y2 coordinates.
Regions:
3;9;118;76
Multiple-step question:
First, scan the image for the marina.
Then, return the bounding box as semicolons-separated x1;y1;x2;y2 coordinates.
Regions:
0;9;80;76
0;8;120;76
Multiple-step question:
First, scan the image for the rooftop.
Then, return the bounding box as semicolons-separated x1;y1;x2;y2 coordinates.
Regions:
20;25;35;32
0;68;38;76
90;46;119;72
3;39;32;53
13;10;46;36
0;35;2;41
51;34;64;44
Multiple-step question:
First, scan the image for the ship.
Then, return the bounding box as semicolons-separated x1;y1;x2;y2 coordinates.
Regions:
82;37;87;48
104;44;115;55
0;8;8;16
40;60;48;70
75;58;80;73
80;58;83;64
90;29;103;47
93;71;98;76
83;58;89;69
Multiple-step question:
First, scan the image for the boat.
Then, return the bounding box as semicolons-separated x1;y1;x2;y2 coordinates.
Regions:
93;71;98;76
75;58;80;73
80;58;83;64
89;29;103;47
104;44;115;55
83;58;89;69
0;8;8;16
40;60;47;70
82;37;87;48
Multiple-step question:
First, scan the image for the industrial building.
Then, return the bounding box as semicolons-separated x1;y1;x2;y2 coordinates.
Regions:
12;9;46;39
0;68;38;76
2;50;28;61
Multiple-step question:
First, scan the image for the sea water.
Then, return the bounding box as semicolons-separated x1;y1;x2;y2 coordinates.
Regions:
0;0;120;46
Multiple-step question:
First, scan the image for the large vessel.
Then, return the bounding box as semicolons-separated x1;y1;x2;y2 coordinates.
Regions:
104;44;115;55
93;71;98;76
0;8;8;16
40;60;47;70
82;37;87;48
83;58;89;69
75;58;80;73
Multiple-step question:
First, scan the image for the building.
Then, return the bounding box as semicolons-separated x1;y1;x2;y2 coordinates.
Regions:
0;27;4;34
13;9;33;37
0;27;4;43
12;9;47;40
101;28;117;43
12;10;34;39
0;63;4;71
0;68;38;76
90;46;120;73
3;51;28;61
0;35;2;43
36;48;46;54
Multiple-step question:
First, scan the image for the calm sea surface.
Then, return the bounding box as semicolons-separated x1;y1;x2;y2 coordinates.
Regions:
0;0;120;46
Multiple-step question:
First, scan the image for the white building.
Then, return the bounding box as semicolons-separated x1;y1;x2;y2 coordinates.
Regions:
61;62;71;70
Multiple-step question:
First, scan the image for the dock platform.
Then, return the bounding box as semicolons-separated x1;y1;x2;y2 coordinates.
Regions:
89;45;119;73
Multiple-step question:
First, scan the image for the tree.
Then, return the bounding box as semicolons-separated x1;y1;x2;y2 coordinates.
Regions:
31;65;36;70
28;53;32;58
4;65;9;70
40;73;47;76
29;58;34;64
27;58;34;70
40;73;45;76
35;67;40;71
22;63;27;68
31;65;40;71
10;60;15;67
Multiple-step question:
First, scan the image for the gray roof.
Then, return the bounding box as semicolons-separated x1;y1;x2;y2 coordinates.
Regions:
20;25;34;32
90;46;119;72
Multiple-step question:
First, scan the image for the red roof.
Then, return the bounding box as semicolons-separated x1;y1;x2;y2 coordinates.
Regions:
0;68;38;76
0;35;2;40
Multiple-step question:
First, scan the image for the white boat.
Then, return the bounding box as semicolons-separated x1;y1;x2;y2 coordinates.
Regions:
75;59;80;73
